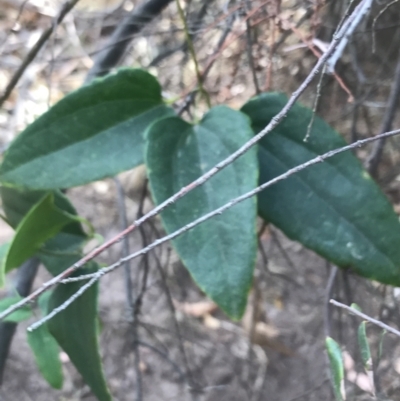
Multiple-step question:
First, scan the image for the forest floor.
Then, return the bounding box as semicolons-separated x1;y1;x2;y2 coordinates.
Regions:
2;181;400;401
1;0;400;400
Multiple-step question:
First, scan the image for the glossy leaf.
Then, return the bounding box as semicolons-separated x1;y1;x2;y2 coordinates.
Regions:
0;296;32;322
1;193;78;285
146;107;258;319
242;93;400;285
326;337;345;401
48;262;112;401
0;68;173;189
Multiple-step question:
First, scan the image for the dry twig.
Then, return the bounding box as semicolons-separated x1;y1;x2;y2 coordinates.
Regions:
0;0;82;108
24;127;400;330
330;299;400;337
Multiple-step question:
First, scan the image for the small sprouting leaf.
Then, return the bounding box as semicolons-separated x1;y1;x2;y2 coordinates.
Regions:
242;92;400;286
0;68;173;189
146;107;258;319
358;322;375;395
1;193;78;285
350;303;362;312
48;262;112;401
358;322;372;369
0;296;32;322
326;337;345;401
378;329;387;361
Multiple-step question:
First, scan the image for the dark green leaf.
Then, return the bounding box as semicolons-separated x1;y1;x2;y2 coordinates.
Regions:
0;68;173;189
242;93;400;285
48;262;111;401
0;296;32;322
146;107;258;319
326;337;345;401
1;193;78;284
28;325;63;389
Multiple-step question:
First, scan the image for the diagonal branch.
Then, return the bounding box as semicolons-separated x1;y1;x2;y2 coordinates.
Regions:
0;0;369;323
24;127;400;330
0;0;82;108
330;299;400;337
85;0;174;82
365;46;400;176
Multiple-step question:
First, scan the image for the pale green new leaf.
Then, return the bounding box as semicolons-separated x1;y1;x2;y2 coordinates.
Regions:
326;337;345;401
0;193;78;286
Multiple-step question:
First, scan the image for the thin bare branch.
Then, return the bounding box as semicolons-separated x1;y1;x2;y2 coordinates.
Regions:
0;2;370;323
365;47;400;176
85;0;174;82
0;0;82;108
24;127;400;329
330;299;400;337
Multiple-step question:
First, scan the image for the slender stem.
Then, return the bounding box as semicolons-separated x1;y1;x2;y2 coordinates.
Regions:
330;299;400;337
175;0;210;107
365;46;400;176
0;0;82;108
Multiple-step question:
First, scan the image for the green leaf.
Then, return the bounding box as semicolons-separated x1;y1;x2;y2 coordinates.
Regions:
1;187;89;276
40;246;85;277
241;93;400;285
145;107;258;319
28;325;63;389
0;296;32;322
326;337;345;401
0;187;86;231
357;322;375;395
358;321;372;371
1;193;78;285
48;262;112;401
350;303;362;312
27;291;63;389
0;68;173;189
0;243;9;266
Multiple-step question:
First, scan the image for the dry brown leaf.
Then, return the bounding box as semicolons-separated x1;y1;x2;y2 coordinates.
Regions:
173;300;217;318
203;314;221;329
343;351;375;395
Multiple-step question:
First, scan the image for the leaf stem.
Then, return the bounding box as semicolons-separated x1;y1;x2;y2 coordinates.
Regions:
175;0;211;108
